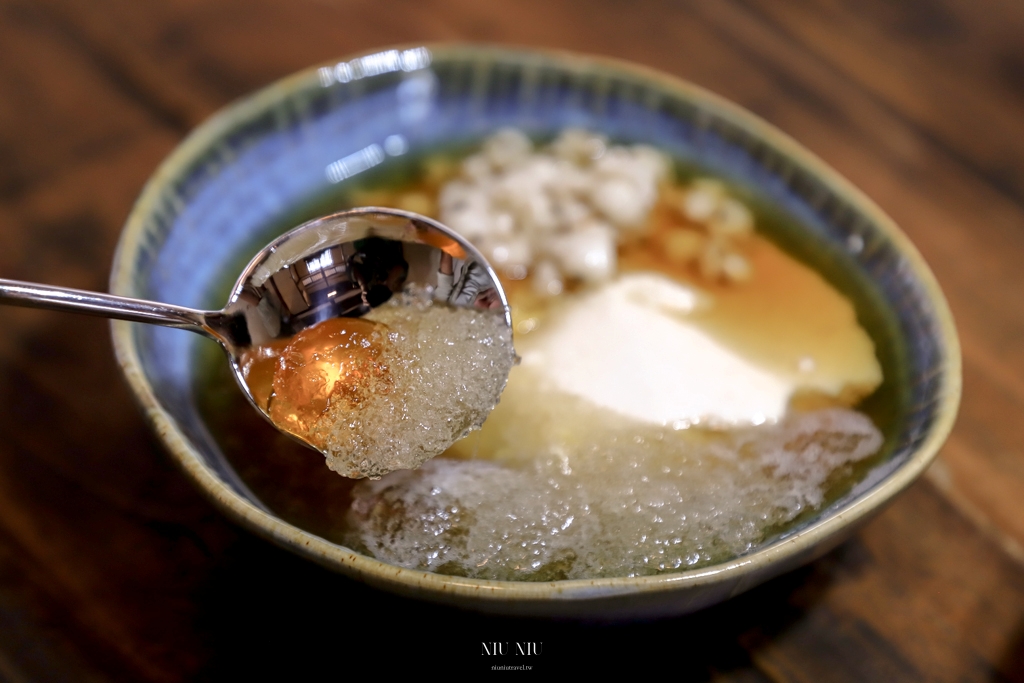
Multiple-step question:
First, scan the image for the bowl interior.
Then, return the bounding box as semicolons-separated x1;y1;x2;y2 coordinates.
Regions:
112;45;957;607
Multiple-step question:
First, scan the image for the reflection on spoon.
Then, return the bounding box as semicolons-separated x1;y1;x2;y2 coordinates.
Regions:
0;208;515;478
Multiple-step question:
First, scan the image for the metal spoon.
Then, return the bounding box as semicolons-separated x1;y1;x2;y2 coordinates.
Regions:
0;207;511;453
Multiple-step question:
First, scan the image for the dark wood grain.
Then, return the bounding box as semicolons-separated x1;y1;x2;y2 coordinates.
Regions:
1;0;1022;678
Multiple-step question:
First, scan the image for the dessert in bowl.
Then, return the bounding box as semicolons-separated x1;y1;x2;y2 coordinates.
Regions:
111;45;960;618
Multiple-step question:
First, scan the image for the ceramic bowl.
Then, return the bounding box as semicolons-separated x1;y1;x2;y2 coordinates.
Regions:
110;44;960;618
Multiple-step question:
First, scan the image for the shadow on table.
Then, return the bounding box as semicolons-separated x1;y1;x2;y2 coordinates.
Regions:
997;621;1024;683
194;531;873;679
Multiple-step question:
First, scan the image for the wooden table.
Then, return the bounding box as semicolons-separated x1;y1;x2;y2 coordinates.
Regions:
2;0;1023;678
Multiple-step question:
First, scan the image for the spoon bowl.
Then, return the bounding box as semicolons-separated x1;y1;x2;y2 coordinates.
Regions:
0;207;511;459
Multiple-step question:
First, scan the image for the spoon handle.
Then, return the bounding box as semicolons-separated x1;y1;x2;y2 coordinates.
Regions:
0;278;212;333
